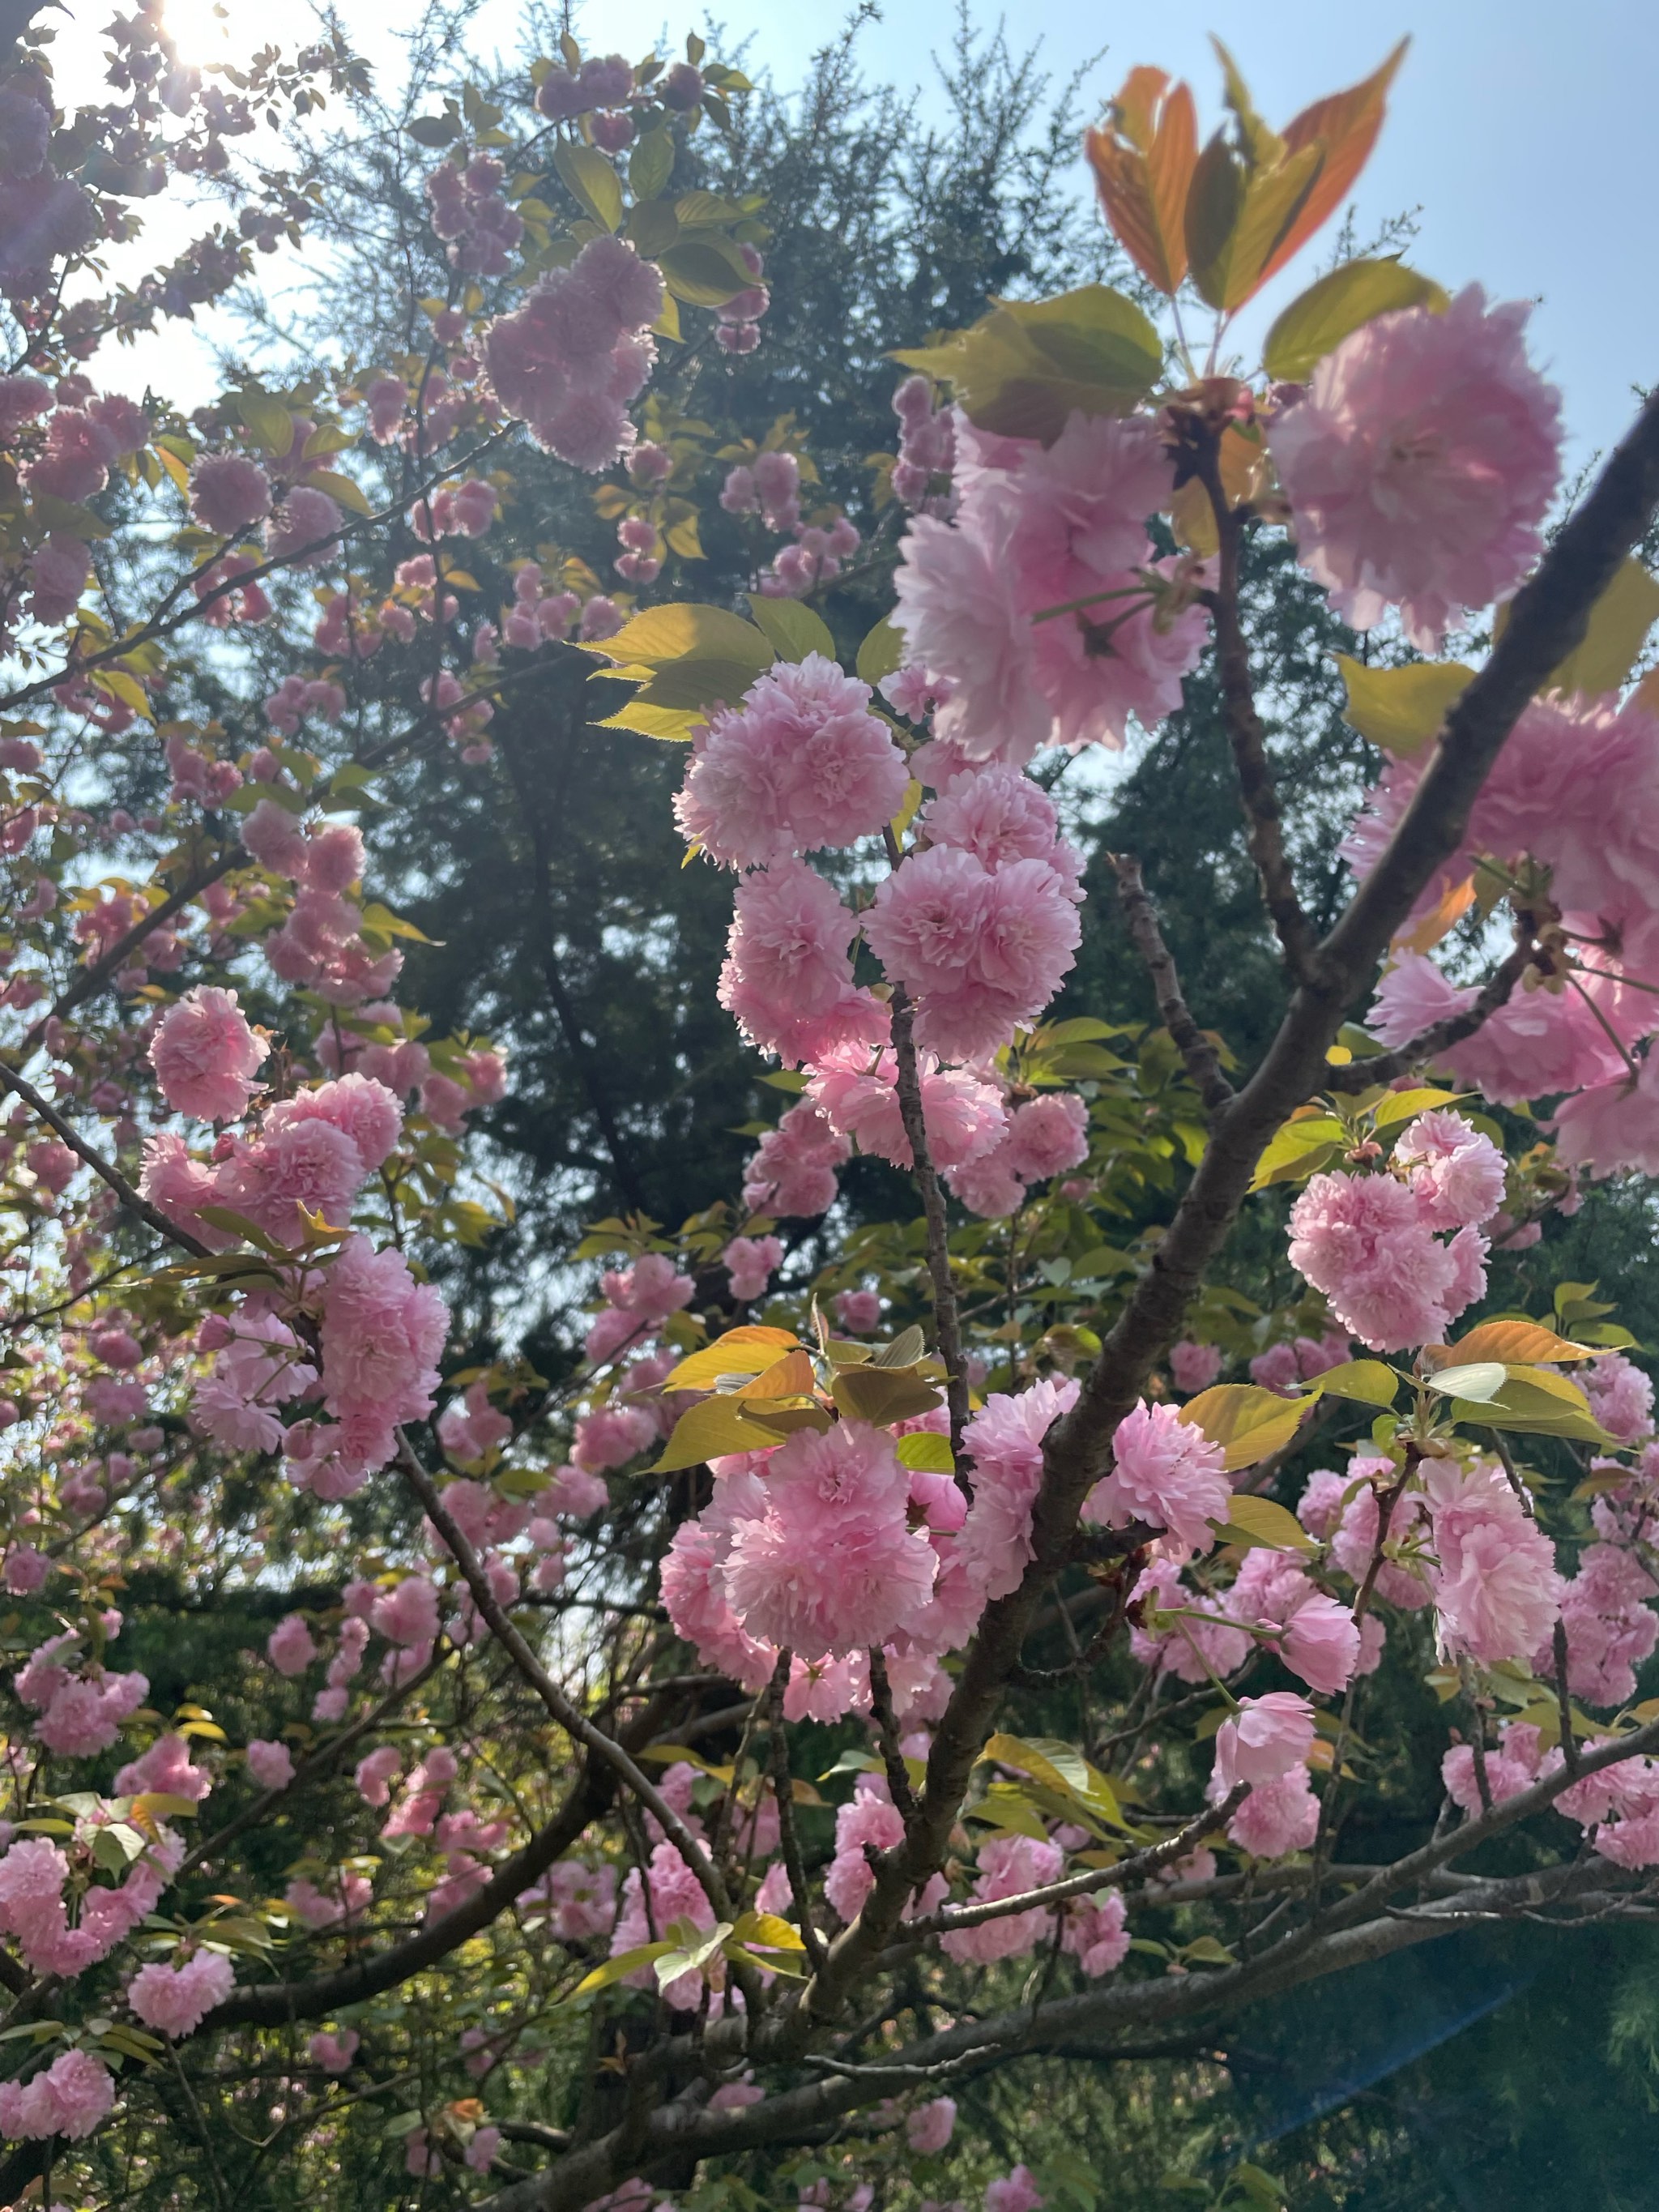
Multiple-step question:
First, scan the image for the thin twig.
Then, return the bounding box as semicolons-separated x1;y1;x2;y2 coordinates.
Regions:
1108;853;1234;1117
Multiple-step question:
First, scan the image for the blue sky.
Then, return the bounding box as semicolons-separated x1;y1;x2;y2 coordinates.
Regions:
61;0;1659;466
567;0;1659;473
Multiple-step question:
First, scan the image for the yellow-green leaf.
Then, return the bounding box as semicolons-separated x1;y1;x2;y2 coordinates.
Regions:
1545;557;1659;699
745;597;834;664
658;237;755;305
562;1943;674;2003
305;468;371;517
595;700;705;742
1249;1113;1343;1190
1263;257;1447;382
660;1326;801;1392
831;1365;945;1426
236;391;294;457
855;617;905;687
1337;655;1475;758
577;602;774;674
1214;1493;1316;1552
893;285;1162;446
1179;1382;1310;1470
895;1430;955;1473
1305;1359;1398;1408
729;1910;805;1952
553;140;623;232
651;1395;789;1473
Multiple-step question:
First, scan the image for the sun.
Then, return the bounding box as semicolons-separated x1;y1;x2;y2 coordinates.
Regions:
160;0;248;66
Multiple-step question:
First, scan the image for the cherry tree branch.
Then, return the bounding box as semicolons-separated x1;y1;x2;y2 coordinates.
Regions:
1107;852;1235;1116
0;1059;208;1256
784;379;1659;2034
906;1784;1247;1936
1198;455;1323;987
885;973;970;1454
1324;931;1537;1093
394;1433;737;1926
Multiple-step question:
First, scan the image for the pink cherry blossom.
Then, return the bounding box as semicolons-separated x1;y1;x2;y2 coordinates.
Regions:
724;1233;783;1302
1061;1887;1130;1976
722;1421;938;1659
1213;1692;1316;1791
247;1738;295;1790
940;1832;1063;1963
1269;284;1560;650
0;2046;114;2140
743;1101;849;1218
1287;1168;1482;1352
129;1949;236;2035
1169;1340;1223;1394
1083;1399;1230;1553
1425;1460;1563;1667
906;2095;957;2154
188;451;272;535
267;1614;318;1677
1392;1109;1507;1232
673;656;910;868
147;986;268;1121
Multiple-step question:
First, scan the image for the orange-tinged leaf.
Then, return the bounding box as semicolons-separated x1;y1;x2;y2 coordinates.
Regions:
1396;873;1476;956
1085;67;1196;294
1216;140;1324;310
1259;40;1410;286
1433;1319;1600;1368
1178;1382;1311;1470
659;1326;800;1393
731;1349;817;1400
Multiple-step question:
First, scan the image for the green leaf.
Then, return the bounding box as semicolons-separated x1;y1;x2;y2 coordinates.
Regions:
553;141;623;232
830;1365;944;1425
305;468;371;518
1249;1114;1343;1190
650;1394;799;1474
561;1943;674;2002
1337;655;1476;758
895;1431;955;1473
1179;1383;1310;1471
977;1733;1124;1829
1214;1494;1315;1552
1262;257;1448;382
745;597;834;664
855;618;906;690
625;199;679;257
893;284;1163;445
629;129;676;202
578;602;774;675
407;113;461;147
236;390;295;459
657;238;757;305
1306;1359;1398;1408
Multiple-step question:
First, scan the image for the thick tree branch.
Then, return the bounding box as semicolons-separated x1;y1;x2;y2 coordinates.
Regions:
788;380;1659;2034
1107;852;1235;1116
